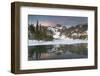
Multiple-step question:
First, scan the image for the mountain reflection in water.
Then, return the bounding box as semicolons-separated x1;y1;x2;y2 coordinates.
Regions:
28;43;88;60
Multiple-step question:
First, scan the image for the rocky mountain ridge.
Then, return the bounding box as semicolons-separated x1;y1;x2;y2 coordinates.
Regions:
28;20;88;41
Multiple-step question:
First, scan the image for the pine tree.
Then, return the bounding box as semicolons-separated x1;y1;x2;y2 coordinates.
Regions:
36;20;39;31
39;24;42;30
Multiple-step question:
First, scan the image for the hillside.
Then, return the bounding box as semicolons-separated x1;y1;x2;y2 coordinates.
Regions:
28;22;88;41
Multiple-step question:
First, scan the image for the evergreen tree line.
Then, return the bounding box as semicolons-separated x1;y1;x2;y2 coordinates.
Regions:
28;20;53;41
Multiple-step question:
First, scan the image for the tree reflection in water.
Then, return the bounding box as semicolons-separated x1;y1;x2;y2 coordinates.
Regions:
28;43;88;60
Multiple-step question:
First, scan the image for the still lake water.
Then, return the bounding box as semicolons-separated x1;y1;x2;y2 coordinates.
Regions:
28;43;88;60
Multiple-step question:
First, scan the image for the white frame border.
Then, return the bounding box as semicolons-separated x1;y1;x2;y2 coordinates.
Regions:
20;6;95;70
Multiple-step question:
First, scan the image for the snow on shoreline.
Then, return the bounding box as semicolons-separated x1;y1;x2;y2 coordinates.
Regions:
28;39;87;46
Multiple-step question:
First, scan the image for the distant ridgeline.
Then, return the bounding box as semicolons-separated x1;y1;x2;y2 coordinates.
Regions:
28;20;88;41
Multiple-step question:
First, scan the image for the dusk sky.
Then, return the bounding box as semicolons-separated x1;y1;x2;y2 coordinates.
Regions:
28;15;88;27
